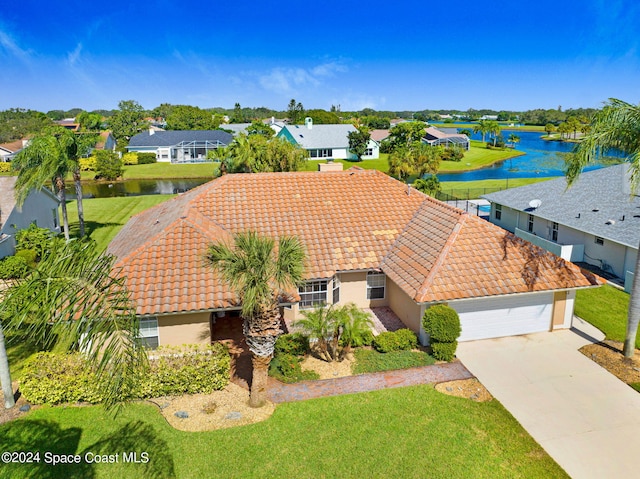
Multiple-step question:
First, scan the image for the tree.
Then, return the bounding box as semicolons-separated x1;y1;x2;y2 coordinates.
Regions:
108;100;147;144
388;142;441;183
473;120;490;143
0;240;147;409
76;111;102;131
347;127;371;161
507;133;520;148
12;128;77;240
486;120;502;146
213;135;307;175
557;122;571;140
566;116;581;140
94;150;123;180
287;99;304;124
205;231;306;407
305;109;340;124
246;120;275;138
412;175;441;196
231;103;245;123
165;105;220;130
545;123;557;137
566;98;640;358
387;121;427;150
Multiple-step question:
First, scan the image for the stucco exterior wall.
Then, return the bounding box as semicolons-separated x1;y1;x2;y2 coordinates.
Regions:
386;279;422;333
157;312;211;346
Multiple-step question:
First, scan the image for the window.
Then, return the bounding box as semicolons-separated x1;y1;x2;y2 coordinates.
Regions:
332;275;340;304
495;204;502;220
309;148;333;158
367;271;386;300
527;214;534;233
364;148;373;157
595;236;604;245
139;317;159;349
552;222;558;241
298;280;328;309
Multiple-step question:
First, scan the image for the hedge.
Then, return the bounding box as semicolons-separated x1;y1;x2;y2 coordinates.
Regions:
372;329;417;353
422;305;461;343
0;162;11;173
20;343;230;405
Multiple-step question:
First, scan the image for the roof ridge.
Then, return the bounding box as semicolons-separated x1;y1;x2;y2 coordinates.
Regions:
413;212;469;300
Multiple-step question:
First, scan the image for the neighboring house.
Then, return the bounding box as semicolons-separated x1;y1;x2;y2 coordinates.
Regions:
107;169;598;349
370;129;391;143
92;131;117;152
483;164;638;291
0;177;60;259
54;119;80;131
423;127;470;150
222;123;252;136
277;118;379;160
0;139;27;162
127;130;233;163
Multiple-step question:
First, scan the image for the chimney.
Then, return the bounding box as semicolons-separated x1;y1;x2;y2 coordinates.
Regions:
305;117;313;129
149;128;155;135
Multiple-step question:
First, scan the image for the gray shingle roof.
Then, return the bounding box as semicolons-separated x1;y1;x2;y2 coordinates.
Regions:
483;164;640;248
127;130;233;147
281;124;356;149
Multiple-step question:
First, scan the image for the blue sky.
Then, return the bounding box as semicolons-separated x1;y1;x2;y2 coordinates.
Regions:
1;0;639;112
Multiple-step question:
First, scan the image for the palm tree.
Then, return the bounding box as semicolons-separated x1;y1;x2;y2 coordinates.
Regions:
486;120;502;146
335;304;373;360
0;240;146;409
12;128;88;240
388;147;414;182
206;231;306;407
294;306;335;362
473;120;490;143
507;133;520;149
566;98;640;358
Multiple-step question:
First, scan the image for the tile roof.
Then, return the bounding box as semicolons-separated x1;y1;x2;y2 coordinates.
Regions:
108;169;599;316
483;164;640;248
127;130;233;148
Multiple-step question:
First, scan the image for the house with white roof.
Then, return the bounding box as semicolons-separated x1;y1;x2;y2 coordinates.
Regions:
483;164;638;290
277;118;379;160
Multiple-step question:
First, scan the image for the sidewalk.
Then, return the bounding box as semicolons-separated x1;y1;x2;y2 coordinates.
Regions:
266;361;473;403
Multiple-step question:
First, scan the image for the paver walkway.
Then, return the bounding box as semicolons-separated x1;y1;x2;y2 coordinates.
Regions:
266;361;473;403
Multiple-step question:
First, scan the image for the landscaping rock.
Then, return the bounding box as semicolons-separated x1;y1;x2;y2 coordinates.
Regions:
174;410;189;419
19;404;31;412
224;411;242;420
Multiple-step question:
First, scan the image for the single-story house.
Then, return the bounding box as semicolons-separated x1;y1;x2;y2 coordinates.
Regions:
0;177;61;259
277;118;380;160
92;131;117;152
127;129;233;163
0;139;27;162
483;164;638;291
107;169;599;348
370;129;391;143
423;127;470;150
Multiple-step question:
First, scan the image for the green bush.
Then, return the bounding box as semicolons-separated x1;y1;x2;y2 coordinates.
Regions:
14;248;37;268
395;328;418;350
341;328;373;348
352;349;435;374
431;341;458;362
136;152;157;164
0;255;30;279
422;305;461;343
274;333;309;357
79;157;96;171
20;344;231;405
15;224;54;259
268;353;319;384
0;162;11;173
372;331;401;353
94;150;123;180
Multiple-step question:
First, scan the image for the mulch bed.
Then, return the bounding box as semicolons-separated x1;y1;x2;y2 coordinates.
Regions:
579;340;640;386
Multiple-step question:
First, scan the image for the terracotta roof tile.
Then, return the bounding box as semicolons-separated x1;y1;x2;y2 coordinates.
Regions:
108;170;600;316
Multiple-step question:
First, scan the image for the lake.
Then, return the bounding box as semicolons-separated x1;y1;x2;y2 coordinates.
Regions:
66;178;210;198
437;130;617;182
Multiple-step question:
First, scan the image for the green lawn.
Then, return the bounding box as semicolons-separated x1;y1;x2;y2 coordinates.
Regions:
574;285;638;348
437;142;525;173
0;386;567;479
439;177;554;200
431;123;547;133
65;195;174;251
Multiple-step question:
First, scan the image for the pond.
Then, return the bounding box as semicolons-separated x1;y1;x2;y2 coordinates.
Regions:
65;178;211;198
437;130;623;182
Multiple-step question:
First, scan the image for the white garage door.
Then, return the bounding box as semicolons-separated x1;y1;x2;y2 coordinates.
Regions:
453;292;554;342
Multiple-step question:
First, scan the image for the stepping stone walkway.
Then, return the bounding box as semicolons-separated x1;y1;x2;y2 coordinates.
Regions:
266;361;473;403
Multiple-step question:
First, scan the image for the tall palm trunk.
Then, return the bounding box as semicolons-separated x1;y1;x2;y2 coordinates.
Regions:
73;168;85;237
624;250;640;357
55;176;70;241
244;302;282;408
0;322;15;409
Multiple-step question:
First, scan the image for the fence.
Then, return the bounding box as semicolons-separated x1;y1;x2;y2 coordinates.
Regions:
435;186;507;202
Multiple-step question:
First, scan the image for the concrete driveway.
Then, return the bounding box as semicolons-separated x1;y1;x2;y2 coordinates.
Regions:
457;317;640;479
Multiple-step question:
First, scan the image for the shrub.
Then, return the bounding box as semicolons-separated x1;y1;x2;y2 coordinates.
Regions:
136;152;157;164
268;353;319;384
0;162;11;173
79;157;96;171
94;150;123;180
352;349;435;374
122;152;139;165
341;328;373;348
431;341;458;362
0;255;30;279
395;328;418;350
274;333;309;357
20;344;230;405
373;331;401;353
14;249;37;268
440;146;464;162
15;224;53;259
422;305;461;343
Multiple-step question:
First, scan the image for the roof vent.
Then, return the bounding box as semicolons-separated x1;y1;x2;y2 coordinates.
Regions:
528;199;542;209
592;208;599;212
605;220;615;225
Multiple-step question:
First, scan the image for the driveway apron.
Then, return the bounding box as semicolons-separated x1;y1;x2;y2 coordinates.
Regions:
457;318;640;479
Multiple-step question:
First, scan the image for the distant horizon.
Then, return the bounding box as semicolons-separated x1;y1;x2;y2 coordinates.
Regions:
2;1;638;113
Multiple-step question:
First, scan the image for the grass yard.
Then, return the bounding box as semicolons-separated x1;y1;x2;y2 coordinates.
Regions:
65;195;174;251
439;177;554;199
431;123;547;133
298;155;390;173
0;386;567;479
437;141;525;173
574;285;638;348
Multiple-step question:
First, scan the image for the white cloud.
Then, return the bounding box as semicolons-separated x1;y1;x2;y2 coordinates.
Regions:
0;28;32;64
67;43;83;66
259;61;348;95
